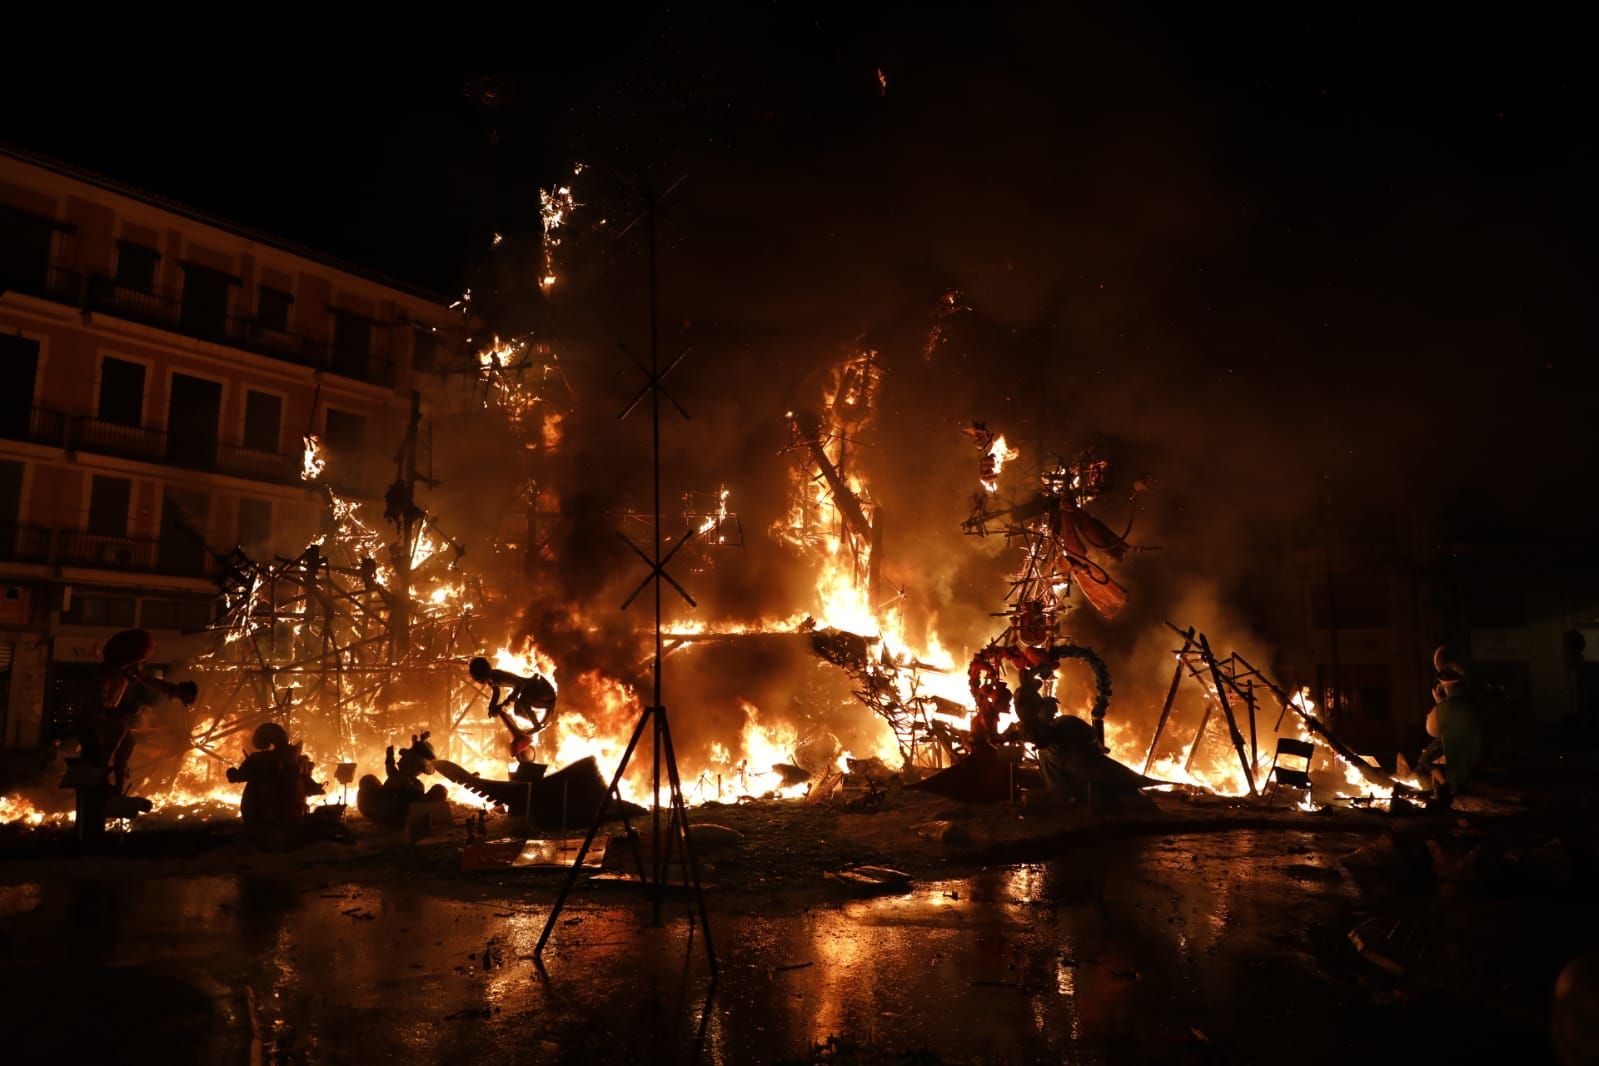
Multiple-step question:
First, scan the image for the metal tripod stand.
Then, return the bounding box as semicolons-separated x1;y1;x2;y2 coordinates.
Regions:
533;179;716;975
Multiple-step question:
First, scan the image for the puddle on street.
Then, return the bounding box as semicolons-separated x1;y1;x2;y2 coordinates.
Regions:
0;832;1367;1063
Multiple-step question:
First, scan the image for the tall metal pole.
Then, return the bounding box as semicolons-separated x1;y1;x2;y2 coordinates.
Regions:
648;193;666;923
533;171;716;975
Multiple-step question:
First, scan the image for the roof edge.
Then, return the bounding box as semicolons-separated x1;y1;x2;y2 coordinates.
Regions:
1;142;455;309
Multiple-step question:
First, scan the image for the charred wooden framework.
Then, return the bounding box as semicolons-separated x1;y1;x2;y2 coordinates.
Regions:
616;488;745;577
807;626;960;770
183;396;500;783
656;624;962;772
781;349;888;605
1143;621;1395;796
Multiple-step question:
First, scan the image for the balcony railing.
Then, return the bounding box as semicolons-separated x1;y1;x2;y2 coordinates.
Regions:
57;530;212;578
0;523;52;564
0;525;215;578
0;406;68;447
84;275;397;385
217;442;300;484
33;415;302;487
87;275;180;331
162;436;220;472
70;416;167;463
1;263;84;306
316;343;397;387
55;530;162;572
233;319;320;367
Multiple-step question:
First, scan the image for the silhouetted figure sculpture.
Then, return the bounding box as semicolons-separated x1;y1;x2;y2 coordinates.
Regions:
356;732;448;827
1013;662;1153;809
469;656;557;764
227;722;324;831
65;628;198;840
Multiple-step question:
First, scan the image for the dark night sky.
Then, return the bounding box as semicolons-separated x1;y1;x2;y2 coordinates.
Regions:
4;5;1595;552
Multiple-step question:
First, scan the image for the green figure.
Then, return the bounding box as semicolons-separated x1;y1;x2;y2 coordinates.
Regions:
1416;645;1485;805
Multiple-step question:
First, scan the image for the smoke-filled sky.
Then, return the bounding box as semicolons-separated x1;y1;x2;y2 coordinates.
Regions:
5;3;1593;583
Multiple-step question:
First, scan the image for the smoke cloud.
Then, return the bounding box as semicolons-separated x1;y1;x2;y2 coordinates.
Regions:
425;8;1591;775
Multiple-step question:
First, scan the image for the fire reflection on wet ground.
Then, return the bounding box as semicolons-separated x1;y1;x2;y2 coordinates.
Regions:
0;831;1465;1064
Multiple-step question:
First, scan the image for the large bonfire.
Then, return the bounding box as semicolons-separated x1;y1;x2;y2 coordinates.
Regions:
0;170;1405;832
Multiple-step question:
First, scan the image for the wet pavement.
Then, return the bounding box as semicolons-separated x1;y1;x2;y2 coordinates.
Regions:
0;830;1552;1064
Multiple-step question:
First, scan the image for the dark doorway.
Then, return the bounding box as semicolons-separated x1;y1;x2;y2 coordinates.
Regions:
323;408;365;457
0;333;40;440
97;358;146;427
179;265;232;340
114;242;158;292
256;287;291;333
238;497;272;553
0;460;22;524
166;373;222;467
1317;661;1394;757
0;463;26;572
0;205;52;294
157;486;209;576
87;476;131;537
242;390;282;453
0;460;26;563
330;311;371;379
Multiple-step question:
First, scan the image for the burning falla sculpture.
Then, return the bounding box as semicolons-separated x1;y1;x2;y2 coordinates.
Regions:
769;350;1146;794
944;439;1155;803
963;440;1142;637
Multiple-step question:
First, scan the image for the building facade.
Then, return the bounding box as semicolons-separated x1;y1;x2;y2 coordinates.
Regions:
1262;500;1599;765
0;147;455;752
